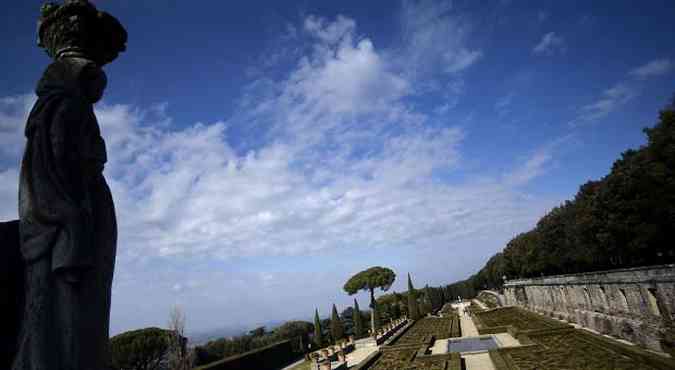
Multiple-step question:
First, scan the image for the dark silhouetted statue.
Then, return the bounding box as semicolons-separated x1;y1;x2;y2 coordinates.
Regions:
8;1;127;369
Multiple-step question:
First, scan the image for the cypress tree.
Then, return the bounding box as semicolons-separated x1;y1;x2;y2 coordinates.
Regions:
407;273;420;320
353;299;363;338
424;285;434;313
313;309;323;348
330;304;344;343
392;293;402;319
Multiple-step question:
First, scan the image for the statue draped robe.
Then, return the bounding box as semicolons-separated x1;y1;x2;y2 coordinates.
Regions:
13;59;117;370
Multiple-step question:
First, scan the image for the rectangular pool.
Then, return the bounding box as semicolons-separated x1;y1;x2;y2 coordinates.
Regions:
447;336;499;353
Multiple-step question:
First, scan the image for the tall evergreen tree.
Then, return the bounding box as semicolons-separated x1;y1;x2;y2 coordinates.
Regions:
330;304;344;343
424;285;435;313
313;309;323;348
353;299;363;338
343;266;396;334
407;273;420;320
392;292;402;318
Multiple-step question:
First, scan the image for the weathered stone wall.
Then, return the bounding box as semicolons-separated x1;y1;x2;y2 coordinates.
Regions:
476;290;505;308
503;265;675;355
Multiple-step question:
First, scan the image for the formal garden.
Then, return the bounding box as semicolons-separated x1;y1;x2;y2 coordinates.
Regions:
489;326;675;370
473;306;569;334
389;317;461;346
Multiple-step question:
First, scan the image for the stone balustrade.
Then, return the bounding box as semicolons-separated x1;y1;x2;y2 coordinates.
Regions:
504;264;675;355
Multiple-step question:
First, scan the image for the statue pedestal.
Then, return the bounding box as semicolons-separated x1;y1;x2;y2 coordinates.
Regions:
0;220;22;369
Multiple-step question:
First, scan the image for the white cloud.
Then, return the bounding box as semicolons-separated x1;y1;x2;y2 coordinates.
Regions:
503;136;572;187
571;83;637;126
399;0;483;78
0;94;34;162
304;15;356;45
629;58;673;80
569;58;672;126
532;32;565;56
444;48;483;74
0;14;554;334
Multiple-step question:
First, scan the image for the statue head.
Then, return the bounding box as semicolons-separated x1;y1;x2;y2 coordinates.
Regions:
38;1;127;66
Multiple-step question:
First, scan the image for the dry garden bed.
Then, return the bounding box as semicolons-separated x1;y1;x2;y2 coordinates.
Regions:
368;348;461;370
390;317;461;345
480;307;675;370
490;328;675;370
473;306;568;334
363;317;463;370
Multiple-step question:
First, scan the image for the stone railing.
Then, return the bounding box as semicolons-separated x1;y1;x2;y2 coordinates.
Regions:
370;317;409;345
306;317;410;370
307;337;354;370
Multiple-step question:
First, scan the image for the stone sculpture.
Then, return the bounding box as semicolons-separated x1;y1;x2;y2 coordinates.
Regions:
11;1;126;369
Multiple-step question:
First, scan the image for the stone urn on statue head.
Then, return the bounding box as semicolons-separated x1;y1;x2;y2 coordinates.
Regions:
9;1;126;369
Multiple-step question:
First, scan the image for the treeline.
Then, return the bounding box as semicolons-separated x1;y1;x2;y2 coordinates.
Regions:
193;321;313;366
445;98;675;295
375;284;446;318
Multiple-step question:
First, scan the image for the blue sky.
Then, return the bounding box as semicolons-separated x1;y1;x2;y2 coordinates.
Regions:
1;0;674;336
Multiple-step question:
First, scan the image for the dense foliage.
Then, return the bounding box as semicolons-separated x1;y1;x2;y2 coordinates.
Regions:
407;273;420;320
330;304;344;343
352;299;364;338
313;309;323;348
193;321;313;366
446;100;675;296
194;340;296;370
344;266;396;333
110;327;172;370
343;266;396;303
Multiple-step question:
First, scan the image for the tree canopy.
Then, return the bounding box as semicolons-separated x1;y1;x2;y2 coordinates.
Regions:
353;299;364;338
110;327;172;370
343;266;396;303
330;304;344;343
344;266;396;334
444;99;675;297
193;320;313;366
313;309;324;348
407;273;420;320
273;321;314;340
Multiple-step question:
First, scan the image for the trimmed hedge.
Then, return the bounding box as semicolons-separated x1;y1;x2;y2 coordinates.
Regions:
0;220;22;370
194;340;296;370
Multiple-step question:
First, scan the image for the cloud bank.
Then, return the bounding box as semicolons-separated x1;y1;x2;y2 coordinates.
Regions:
0;10;555;333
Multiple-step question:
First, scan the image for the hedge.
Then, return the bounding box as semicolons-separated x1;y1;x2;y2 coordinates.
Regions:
194;339;296;370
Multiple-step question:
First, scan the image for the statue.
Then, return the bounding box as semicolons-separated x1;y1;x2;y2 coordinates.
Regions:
11;1;127;369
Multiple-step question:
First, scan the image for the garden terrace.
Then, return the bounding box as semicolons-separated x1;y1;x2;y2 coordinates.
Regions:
473;306;569;335
489;327;675;370
438;304;457;317
367;348;461;370
389;317;461;346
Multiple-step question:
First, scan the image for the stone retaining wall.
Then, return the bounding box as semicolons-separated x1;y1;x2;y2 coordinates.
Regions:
503;265;675;354
477;290;505;308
